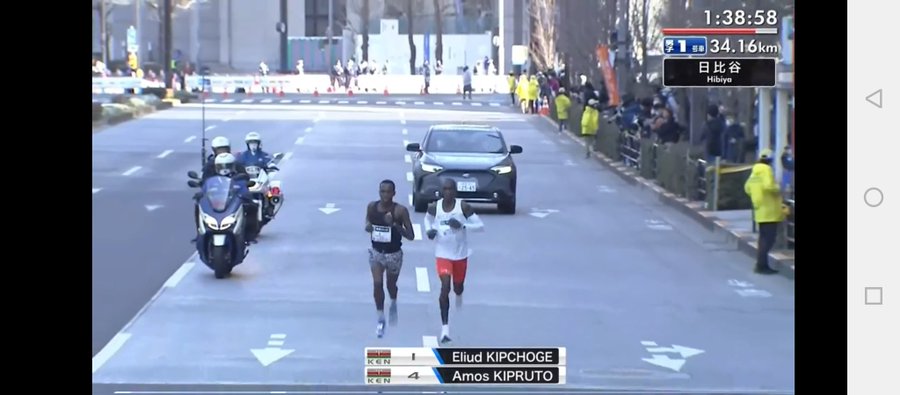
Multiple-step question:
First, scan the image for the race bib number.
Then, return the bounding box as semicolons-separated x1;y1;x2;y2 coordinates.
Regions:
371;225;392;243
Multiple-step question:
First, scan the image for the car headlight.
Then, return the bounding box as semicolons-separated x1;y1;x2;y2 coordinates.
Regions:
421;163;443;173
491;165;513;174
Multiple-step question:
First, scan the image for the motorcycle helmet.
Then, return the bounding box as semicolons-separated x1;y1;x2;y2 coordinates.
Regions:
214;153;237;176
211;136;231;155
245;132;262;151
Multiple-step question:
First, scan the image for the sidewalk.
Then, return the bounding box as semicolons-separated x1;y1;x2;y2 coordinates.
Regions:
538;114;795;280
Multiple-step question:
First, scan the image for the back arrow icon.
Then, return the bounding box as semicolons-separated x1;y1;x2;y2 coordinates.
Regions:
866;89;883;109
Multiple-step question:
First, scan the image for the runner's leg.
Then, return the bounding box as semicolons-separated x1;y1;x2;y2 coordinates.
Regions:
436;258;453;343
452;258;468;308
369;250;387;337
385;251;403;325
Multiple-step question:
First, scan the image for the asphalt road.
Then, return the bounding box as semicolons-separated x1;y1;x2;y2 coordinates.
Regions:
92;102;794;394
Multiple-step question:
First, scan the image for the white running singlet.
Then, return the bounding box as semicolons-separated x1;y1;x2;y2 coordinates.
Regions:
432;198;470;260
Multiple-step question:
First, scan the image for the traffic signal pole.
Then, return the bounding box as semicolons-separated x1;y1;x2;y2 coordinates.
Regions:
162;0;173;89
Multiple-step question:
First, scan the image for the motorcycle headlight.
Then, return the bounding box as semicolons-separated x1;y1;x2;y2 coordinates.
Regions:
202;213;219;230
219;214;237;230
491;165;513;174
421;163;443;173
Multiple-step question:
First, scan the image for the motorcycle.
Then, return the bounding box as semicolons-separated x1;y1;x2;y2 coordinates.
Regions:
187;171;257;279
244;152;285;229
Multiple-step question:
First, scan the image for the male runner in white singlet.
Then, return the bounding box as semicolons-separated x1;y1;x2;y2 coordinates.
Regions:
423;178;484;344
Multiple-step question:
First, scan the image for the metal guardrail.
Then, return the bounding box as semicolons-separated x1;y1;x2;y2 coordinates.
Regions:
784;198;795;248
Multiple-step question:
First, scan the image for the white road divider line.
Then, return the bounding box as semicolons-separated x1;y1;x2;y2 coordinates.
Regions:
376;101;387;105
261;99;273;103
415;267;431;292
304;126;313;133
204;125;216;131
422;335;439;348
357;100;368;104
163;262;195;288
412;223;422;240
434;102;444;105
402;128;408;135
299;99;311;104
338;100;348;104
404;154;412;163
92;333;132;374
241;99;253;103
156;149;174;159
121;166;142;176
295;137;305;145
184;135;197;143
452;102;462;106
222;99;235;103
318;100;330;104
414;101;425;105
406;172;414;182
489;103;501;107
471;102;482;106
280;99;292;103
396;101;406;105
93;188;102;194
408;194;413;206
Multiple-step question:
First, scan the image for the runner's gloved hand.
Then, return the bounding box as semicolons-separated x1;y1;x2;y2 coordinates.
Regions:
426;229;438;239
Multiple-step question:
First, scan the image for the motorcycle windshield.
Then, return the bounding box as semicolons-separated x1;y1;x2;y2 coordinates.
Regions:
245;166;261;177
203;176;235;212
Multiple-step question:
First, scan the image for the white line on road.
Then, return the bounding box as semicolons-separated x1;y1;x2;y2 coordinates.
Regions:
299;99;311;104
400;119;407;124
318;100;330;104
156;149;174;159
121;166;142;176
408;194;413;206
184;135;197;143
271;333;287;339
338;100;349;104
451;102;462;106
415;267;431;292
422;335;439;348
471;102;483;106
163;262;195;288
222;99;235;103
295;137;305;145
268;340;285;346
489;103;501;107
413;223;422;240
375;101;387;104
406;172;414;182
414;101;425;105
434;102;445;105
403;140;410;147
261;99;273;103
280;99;292;103
357;100;368;104
396;101;406;105
92;333;132;374
304;126;313;133
93;188;102;194
404;154;412;163
402;128;408;135
204;125;216;132
241;99;253;103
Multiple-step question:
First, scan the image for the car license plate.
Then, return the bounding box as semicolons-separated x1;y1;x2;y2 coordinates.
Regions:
457;181;477;192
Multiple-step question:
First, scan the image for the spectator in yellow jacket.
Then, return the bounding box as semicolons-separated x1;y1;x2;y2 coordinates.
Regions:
743;148;784;274
580;99;600;158
554;88;571;133
527;76;539;114
507;72;517;105
516;74;529;113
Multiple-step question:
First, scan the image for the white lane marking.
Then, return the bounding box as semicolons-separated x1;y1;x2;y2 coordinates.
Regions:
434;102;445;105
121;166;142;176
402;139;410;147
184;135;197;143
204;125;216;132
236;110;246;115
271;333;287;339
299;99;311;104
261;99;273;103
268;340;285;346
404;154;412;163
641;340;658;346
406;172;414;182
414;101;425;105
295;137;305;145
396;101;406;105
408;194;413;206
489;102;501;107
412;223;422;240
338;100;349;104
304;126;313;133
415;267;431;292
223;118;232;122
451;102;462;106
400;119;407;124
422;335;439;348
93;188;102;194
280;99;292;103
92;333;132;374
241;99;254;103
282;151;293;161
163;262;195;288
376;101;387;105
222;99;235;103
318;100;330;104
156;149;174;159
471;102;483;106
402;128;408;135
357;100;368;104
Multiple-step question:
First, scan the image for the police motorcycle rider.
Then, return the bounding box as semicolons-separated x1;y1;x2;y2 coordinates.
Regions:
193;152;260;243
192;137;255;242
237;132;273;168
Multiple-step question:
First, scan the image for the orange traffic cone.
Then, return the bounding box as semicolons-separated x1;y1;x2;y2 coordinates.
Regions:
539;99;550;116
223;86;229;98
327;86;333;93
278;84;285;97
384;87;389;96
456;85;461;95
247;85;253;96
347;89;354;96
313;88;319;97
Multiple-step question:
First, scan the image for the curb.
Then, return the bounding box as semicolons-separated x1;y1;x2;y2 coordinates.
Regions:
538;114;794;279
92;101;174;132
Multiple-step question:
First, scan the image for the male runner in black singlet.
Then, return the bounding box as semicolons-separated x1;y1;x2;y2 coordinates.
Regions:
365;180;415;338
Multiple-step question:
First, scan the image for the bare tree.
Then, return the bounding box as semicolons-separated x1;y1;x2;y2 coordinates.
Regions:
432;0;445;64
93;0;118;62
557;0;611;85
405;0;417;74
629;0;663;83
361;0;371;61
528;0;558;72
143;0;204;63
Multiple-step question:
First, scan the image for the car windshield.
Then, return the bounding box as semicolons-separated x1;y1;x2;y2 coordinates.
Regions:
203;176;234;212
424;129;507;153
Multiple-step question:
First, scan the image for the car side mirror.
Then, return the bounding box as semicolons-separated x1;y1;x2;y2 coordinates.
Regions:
509;145;523;154
247;180;257;188
187;170;199;179
406;143;421;152
187;180;200;188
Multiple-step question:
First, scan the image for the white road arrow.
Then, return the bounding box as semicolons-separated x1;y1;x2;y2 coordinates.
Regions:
529;208;560;219
318;203;341;215
645;345;705;358
728;279;754;288
145;204;163;212
642;354;686;372
251;347;294;367
597;185;617;193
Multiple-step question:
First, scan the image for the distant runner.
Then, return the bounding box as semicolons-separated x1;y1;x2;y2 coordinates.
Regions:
365;180;415;338
424;178;485;344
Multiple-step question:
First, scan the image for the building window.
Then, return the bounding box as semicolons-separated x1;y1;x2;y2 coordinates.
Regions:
305;0;346;37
